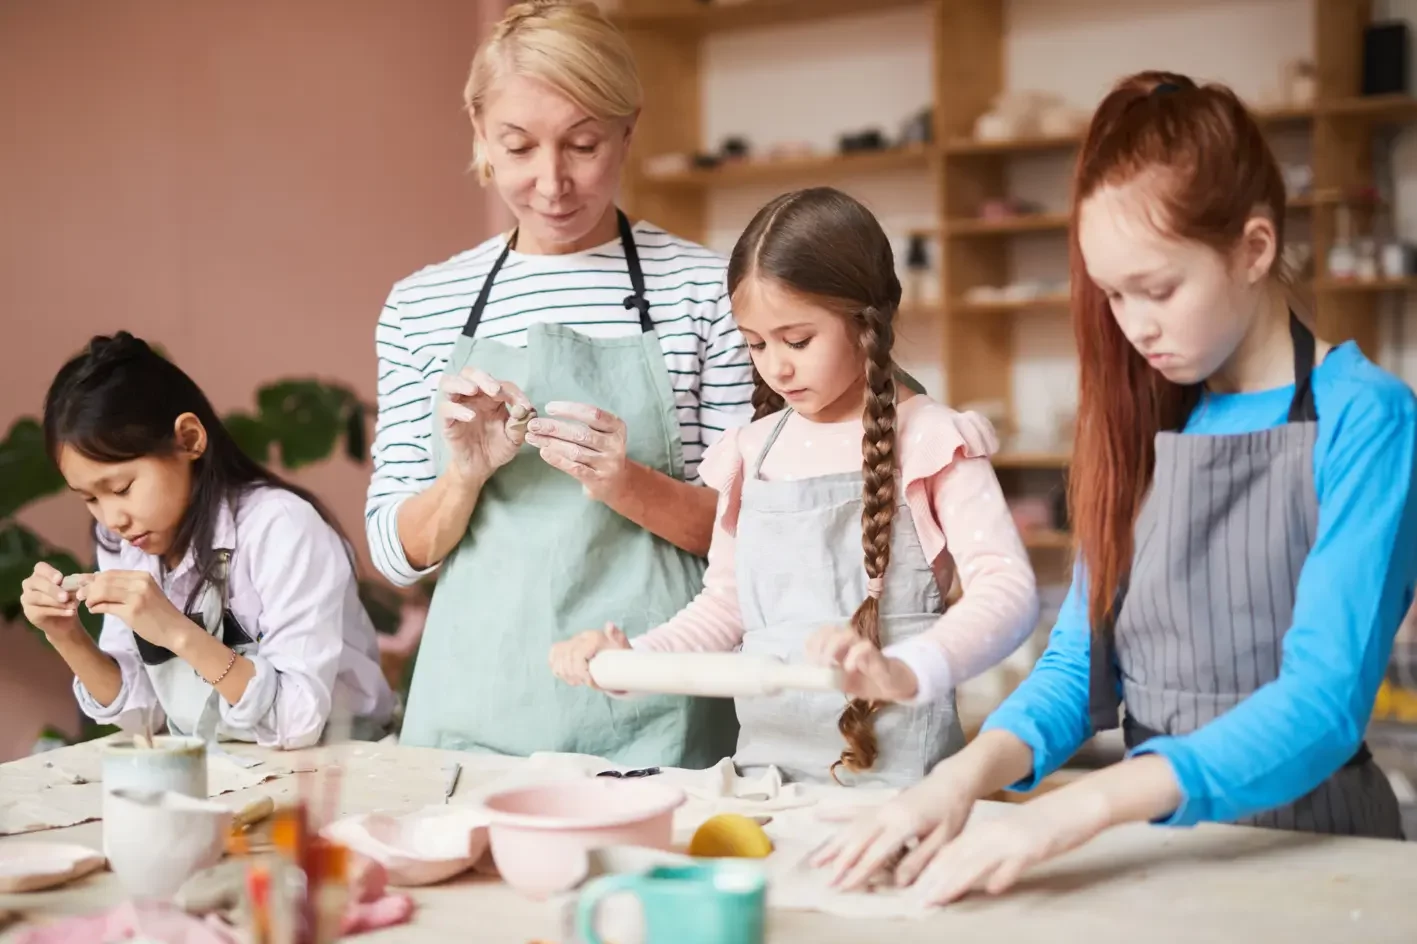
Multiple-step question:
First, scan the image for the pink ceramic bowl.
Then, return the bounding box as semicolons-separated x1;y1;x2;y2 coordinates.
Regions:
479;778;686;898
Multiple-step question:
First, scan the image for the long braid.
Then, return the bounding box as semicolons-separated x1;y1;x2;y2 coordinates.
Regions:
751;368;786;421
833;305;898;778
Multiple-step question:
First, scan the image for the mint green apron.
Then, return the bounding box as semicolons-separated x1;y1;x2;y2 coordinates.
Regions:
398;211;739;768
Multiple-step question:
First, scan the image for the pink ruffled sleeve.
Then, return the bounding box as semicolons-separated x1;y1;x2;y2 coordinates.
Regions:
885;404;1040;704
631;430;748;653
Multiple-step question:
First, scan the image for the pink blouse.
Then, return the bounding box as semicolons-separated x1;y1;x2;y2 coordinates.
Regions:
632;396;1040;704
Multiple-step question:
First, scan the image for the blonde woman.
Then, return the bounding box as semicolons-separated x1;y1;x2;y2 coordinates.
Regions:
366;0;752;764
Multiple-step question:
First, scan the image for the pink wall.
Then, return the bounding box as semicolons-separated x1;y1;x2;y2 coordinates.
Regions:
0;0;506;757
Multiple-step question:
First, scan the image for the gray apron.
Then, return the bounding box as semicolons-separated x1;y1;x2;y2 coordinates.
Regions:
1091;316;1404;837
732;409;965;787
398;210;739;767
138;550;246;742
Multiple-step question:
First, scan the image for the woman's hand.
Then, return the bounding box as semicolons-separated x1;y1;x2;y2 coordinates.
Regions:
811;762;979;891
525;402;631;503
19;563;86;639
901;785;1111;905
549;623;632;687
77;571;191;650
438;367;534;483
806;625;919;702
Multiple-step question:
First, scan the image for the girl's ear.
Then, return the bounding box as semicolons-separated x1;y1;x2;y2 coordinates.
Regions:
1238;214;1278;284
173;413;207;460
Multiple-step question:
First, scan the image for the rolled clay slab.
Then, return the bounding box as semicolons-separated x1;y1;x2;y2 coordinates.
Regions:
61;574;95;592
588;650;845;699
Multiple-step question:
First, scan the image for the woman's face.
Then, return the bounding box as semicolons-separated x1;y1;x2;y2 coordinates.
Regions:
1078;177;1275;386
476;73;634;252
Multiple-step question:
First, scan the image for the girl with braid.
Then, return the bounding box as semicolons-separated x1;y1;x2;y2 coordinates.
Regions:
551;188;1039;786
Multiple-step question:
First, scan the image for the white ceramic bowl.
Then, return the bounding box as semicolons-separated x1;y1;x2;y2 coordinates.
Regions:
104;788;231;900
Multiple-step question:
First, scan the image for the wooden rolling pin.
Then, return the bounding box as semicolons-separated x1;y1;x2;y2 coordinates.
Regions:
588;650;845;698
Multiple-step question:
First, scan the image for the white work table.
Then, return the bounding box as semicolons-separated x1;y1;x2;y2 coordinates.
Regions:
2;740;1416;943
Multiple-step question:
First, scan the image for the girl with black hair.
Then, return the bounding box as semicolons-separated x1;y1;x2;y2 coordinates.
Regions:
18;332;395;748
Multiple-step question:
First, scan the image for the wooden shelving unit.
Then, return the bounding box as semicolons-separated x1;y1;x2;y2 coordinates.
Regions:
618;0;1417;562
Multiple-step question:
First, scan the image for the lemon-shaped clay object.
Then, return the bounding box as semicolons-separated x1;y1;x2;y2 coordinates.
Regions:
689;813;774;859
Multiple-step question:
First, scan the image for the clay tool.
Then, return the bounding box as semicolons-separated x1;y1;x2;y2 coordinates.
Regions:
588;650;845;699
442;760;461;803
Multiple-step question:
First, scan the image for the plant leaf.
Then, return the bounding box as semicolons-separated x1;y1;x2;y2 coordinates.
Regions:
225;411;273;464
0;418;65;519
256;381;349;469
344;400;368;463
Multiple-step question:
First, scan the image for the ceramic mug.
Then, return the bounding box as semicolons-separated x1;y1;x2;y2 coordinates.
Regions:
102;735;207;859
104;788;232;900
576;861;766;944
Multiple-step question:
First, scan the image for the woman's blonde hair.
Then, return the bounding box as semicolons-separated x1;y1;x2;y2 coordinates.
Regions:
465;0;643;184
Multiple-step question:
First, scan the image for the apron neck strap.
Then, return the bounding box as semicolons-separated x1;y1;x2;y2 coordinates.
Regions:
749;408;795;480
461;209;649;340
1286;312;1318;423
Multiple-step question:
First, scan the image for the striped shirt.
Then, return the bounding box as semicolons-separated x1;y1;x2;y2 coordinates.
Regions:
365;220;756;587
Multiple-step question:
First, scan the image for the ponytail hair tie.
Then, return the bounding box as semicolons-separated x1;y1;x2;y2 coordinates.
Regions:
1152;82;1182;96
866;576;885;599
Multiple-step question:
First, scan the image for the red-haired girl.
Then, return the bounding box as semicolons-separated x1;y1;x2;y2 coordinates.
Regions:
815;71;1417;901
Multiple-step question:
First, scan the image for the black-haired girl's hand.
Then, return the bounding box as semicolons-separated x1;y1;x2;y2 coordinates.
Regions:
437;367;535;483
19;562;85;640
77;571;189;650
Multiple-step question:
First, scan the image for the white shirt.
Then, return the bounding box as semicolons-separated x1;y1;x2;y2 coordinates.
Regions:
74;487;396;749
366;220;756;587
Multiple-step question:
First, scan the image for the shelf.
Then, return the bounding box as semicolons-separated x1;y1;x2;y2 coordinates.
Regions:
941;97;1417;158
944;213;1069;236
994;451;1071;470
1023;528;1073;551
1318;93;1417;123
1315;277;1417;293
943;132;1081;157
611;0;926;34
639;145;932;188
950;294;1070;315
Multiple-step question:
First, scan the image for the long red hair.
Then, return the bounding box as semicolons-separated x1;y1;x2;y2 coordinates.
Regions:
1069;71;1288;635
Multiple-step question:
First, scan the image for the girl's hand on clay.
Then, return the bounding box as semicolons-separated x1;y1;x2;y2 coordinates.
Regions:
810;761;976;892
77;570;190;650
806;624;919;702
524;402;631;503
900;784;1110;905
549;622;632;688
19;562;87;639
438;367;534;483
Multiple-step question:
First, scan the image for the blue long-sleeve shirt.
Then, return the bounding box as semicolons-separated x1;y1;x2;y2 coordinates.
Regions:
981;341;1417;826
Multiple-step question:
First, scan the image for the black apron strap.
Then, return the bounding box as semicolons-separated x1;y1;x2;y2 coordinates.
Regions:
1286;312;1318;423
617;209;653;332
1087;577;1128;732
462;210;650;340
461;236;516;339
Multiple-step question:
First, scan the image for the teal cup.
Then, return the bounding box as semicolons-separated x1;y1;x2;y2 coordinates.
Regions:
576;860;766;944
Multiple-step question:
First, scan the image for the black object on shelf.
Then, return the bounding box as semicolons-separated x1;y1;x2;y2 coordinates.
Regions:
720;136;750;159
1363;21;1409;96
838;129;887;154
906;234;930;271
691;153;721;170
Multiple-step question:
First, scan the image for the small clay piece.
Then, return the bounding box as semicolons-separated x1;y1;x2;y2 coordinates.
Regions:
506;403;537;442
60;573;94;593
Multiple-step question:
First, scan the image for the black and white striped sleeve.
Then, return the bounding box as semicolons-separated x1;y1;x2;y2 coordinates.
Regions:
365;289;441;586
691;274;754;482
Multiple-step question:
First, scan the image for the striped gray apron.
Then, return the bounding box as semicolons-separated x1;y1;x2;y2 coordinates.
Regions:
732;409;965;787
1090;316;1403;838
